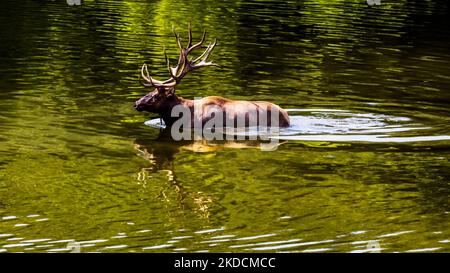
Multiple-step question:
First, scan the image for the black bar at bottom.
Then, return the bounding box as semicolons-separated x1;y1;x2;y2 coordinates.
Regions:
0;252;445;272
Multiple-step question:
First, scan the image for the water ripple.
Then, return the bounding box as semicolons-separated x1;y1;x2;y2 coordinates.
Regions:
0;0;449;254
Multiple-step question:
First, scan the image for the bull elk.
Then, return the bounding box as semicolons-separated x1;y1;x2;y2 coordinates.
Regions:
134;26;290;128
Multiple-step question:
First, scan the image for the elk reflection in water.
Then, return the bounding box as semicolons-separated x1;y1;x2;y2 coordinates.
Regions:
133;129;286;218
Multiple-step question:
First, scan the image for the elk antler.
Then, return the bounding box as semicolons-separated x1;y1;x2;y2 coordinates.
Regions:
140;24;220;90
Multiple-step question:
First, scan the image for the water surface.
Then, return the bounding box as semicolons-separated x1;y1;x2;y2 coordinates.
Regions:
0;0;449;252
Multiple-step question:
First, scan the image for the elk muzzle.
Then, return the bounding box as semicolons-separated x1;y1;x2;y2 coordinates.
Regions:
134;102;144;112
134;97;148;112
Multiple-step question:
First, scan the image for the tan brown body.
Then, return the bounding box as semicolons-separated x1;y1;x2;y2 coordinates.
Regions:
180;96;290;127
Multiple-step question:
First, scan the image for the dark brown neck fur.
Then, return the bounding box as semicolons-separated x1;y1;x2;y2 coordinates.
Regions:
159;95;193;127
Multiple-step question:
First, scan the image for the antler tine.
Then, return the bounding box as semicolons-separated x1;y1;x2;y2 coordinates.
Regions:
187;29;207;54
164;45;176;79
191;39;221;69
172;27;184;53
140;63;169;87
171;27;189;79
203;38;217;60
191;43;211;63
192;39;217;63
187;22;193;48
140;63;154;87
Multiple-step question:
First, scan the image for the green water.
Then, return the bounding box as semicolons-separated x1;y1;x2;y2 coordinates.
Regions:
0;0;449;252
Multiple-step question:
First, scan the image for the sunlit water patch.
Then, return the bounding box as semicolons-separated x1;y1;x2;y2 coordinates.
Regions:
1;213;446;253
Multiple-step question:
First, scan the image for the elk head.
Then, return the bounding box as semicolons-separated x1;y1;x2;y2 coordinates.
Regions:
134;25;220;113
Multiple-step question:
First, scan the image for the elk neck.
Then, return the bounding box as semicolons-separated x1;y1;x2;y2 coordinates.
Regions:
159;95;194;127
